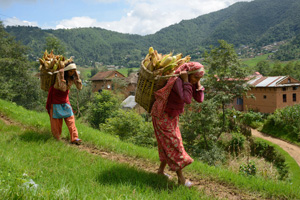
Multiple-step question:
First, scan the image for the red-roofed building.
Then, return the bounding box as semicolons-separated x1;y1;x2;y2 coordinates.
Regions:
90;70;138;97
90;70;125;92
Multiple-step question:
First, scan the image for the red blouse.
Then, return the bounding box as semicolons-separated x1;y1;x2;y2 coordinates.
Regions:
164;78;204;117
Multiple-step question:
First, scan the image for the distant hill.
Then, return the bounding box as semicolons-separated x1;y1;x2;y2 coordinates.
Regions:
4;0;300;67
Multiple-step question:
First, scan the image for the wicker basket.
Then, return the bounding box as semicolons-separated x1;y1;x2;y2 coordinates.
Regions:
135;62;170;113
40;70;56;91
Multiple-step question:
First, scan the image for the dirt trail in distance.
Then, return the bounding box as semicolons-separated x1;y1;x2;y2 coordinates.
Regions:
251;129;300;168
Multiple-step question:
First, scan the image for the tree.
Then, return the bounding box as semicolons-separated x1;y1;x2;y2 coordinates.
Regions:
44;36;66;56
204;40;251;137
256;60;269;76
0;21;44;110
86;90;120;128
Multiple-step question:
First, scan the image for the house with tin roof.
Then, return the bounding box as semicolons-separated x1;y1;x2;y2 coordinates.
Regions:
240;72;300;113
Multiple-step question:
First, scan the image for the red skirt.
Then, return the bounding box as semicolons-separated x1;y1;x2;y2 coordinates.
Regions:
152;112;194;171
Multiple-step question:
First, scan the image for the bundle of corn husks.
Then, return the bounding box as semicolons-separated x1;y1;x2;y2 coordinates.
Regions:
39;50;73;72
142;47;191;76
39;50;73;91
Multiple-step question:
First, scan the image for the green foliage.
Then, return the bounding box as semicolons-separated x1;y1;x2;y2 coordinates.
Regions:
86;90;120;128
228;132;246;155
274;34;300;61
239;160;257;176
180;99;226;165
262;104;300;143
250;138;289;180
44;36;66;56
0;22;44;110
5;0;300;66
100;109;156;147
204;40;251;135
181;99;221;150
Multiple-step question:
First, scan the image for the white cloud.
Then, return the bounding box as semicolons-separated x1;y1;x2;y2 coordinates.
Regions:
55;0;252;35
4;17;38;27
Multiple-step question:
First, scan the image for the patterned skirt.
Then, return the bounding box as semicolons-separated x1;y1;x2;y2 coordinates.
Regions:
152;112;194;171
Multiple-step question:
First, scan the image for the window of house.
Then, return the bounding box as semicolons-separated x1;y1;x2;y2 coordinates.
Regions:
293;93;296;102
115;73;118;77
288;78;291;83
283;94;287;102
282;87;286;91
237;98;243;105
263;95;267;99
293;86;298;90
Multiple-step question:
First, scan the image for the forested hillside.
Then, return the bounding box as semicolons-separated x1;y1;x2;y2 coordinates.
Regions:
5;0;300;67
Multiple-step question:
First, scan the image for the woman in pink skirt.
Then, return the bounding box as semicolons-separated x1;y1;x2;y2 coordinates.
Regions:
151;62;205;187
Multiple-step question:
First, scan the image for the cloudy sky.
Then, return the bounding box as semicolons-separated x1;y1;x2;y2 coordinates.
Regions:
0;0;252;35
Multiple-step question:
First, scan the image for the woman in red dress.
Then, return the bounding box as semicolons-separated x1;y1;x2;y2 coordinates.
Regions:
151;62;205;187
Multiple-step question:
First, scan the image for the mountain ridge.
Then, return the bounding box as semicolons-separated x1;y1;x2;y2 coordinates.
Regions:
4;0;300;67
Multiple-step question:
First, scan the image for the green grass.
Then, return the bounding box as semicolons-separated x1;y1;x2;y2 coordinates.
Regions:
242;54;272;67
117;68;140;77
252;137;300;186
1;99;300;199
0;120;209;199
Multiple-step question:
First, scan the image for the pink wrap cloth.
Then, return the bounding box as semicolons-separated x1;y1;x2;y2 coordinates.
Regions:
151;62;205;118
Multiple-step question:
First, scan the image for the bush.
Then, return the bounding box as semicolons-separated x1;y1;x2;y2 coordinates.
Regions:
100;109;156;147
239;160;257;176
196;142;226;166
225;132;246;155
86;90;120;128
250;138;289;180
262;105;300;142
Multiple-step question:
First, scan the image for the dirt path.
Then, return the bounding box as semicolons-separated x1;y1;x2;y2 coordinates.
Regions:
251;129;300;168
0;114;265;200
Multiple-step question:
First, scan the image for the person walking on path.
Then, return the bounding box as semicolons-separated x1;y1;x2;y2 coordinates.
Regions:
151;62;205;187
46;62;82;145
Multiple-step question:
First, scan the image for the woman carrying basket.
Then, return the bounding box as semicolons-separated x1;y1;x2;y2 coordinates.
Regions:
46;62;82;145
151;62;205;187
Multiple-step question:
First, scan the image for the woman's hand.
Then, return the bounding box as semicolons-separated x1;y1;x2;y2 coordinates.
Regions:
179;71;189;83
74;70;80;79
196;80;204;91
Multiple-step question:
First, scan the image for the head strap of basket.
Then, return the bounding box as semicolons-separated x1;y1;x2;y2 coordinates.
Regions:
151;62;205;118
64;63;77;71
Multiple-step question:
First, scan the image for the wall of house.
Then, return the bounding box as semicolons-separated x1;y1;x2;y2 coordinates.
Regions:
91;80;113;92
244;87;277;113
276;86;300;110
244;86;300;113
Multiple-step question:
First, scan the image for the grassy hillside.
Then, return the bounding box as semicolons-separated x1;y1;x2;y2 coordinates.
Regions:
1;99;300;199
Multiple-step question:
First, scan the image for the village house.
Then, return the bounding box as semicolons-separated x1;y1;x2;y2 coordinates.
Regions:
232;72;300;113
90;70;125;93
90;70;138;97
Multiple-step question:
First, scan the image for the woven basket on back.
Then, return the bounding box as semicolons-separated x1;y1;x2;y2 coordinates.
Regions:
40;69;56;91
135;62;170;113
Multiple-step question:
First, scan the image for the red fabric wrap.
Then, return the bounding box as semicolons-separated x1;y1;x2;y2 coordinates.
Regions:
46;86;70;114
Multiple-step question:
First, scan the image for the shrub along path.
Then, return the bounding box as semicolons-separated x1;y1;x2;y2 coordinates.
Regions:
251;129;300;168
0;113;263;200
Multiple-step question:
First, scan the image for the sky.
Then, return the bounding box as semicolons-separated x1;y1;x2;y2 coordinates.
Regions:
0;0;252;36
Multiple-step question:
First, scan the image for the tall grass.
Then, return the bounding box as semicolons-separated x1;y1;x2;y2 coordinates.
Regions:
1;99;300;199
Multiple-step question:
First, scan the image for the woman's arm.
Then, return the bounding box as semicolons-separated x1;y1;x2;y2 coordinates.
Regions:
73;71;82;90
172;77;193;104
55;69;68;92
